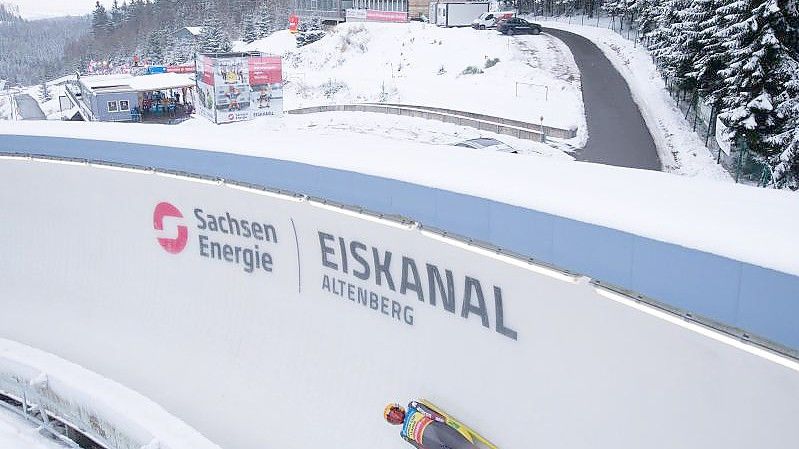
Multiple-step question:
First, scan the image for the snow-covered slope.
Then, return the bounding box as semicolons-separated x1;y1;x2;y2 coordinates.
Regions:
241;23;585;134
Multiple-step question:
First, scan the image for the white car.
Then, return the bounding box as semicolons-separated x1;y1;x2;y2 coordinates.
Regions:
471;11;515;30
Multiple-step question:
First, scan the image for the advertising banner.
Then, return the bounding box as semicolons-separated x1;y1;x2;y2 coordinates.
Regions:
167;64;195;74
1;158;798;449
367;9;409;22
194;56;216;122
197;53;283;124
200;55;214;85
248;56;282;85
346;8;409;22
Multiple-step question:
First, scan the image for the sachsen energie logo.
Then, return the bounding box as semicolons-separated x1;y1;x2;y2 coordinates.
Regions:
152;201;278;274
153;202;188;254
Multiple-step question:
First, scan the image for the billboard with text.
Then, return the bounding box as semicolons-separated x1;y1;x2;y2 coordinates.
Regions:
194;53;283;124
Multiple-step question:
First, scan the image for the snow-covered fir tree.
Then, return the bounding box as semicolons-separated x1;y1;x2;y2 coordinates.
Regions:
199;2;232;53
633;0;663;35
716;0;799;180
146;29;167;63
296;18;325;47
256;3;275;38
91;1;111;37
39;82;51;102
243;16;258;43
648;0;696;89
687;0;728;107
110;0;124;31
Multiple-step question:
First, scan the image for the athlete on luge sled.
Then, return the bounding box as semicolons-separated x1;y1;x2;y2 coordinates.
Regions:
384;400;497;449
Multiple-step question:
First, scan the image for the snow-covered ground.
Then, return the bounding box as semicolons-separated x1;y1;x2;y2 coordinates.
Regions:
177;111;572;159
537;18;732;182
240;23;585;137
0;408;65;449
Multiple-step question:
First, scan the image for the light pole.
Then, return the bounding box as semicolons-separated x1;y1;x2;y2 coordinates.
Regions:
539;115;545;142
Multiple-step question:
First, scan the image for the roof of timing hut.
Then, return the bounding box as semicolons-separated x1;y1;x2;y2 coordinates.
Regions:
79;73;195;94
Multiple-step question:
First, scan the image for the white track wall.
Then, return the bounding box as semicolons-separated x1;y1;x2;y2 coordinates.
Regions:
1;158;798;449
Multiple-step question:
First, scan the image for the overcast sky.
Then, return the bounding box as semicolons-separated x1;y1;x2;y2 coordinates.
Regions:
9;0;112;19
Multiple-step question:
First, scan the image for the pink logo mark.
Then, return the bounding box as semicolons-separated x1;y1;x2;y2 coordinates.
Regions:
153;202;188;254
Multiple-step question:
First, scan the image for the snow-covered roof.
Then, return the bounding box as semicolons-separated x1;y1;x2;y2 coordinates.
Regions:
184;26;203;36
79;73;195;94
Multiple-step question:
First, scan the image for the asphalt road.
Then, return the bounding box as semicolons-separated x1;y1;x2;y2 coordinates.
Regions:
543;28;661;170
14;93;46;120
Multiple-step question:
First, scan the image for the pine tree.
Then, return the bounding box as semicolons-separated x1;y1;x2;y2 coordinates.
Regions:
39;82;51;102
243;16;258;44
716;0;799;176
648;0;694;88
91;1;111;37
634;0;662;36
256;4;275;38
110;0;123;30
146;30;166;63
199;2;232;54
687;0;728;107
296;18;325;48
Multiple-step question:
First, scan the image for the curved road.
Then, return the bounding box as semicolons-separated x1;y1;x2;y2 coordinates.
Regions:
543;28;661;170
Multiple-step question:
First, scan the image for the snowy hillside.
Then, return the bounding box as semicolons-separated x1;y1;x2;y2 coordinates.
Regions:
241;23;585;135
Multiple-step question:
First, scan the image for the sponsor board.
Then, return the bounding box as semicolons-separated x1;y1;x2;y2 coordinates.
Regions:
346;8;409;22
195;53;283;124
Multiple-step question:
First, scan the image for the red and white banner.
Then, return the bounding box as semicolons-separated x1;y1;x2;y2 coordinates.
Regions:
367;9;408;22
167;65;195;74
346;8;408;23
200;56;214;85
248;56;282;85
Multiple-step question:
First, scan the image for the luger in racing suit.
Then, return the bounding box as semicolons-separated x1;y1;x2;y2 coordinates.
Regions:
400;401;476;449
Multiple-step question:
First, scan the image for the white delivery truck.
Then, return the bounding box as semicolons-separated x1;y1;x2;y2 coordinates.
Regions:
471;10;515;29
434;2;490;27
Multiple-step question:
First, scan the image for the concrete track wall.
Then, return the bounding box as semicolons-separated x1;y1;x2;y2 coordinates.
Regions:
0;135;797;353
0;157;797;449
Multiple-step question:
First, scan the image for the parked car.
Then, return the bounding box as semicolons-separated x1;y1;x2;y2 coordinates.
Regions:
455;137;518;154
471;11;515;29
497;17;542;35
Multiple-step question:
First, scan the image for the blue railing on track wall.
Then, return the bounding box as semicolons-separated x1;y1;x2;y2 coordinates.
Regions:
2;134;797;352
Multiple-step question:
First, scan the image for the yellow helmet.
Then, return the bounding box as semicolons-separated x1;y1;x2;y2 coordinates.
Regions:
384;403;406;425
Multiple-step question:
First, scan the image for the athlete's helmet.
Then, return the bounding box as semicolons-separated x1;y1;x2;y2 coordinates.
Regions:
384;403;406;425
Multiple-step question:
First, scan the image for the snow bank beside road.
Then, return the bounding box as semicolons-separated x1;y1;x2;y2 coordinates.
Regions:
243;23;585;134
540;20;731;181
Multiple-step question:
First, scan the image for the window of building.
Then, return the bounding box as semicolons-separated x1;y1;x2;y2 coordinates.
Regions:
107;101;118;112
119;100;130;111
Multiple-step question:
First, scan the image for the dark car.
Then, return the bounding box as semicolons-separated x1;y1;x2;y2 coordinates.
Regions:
497;18;542;35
